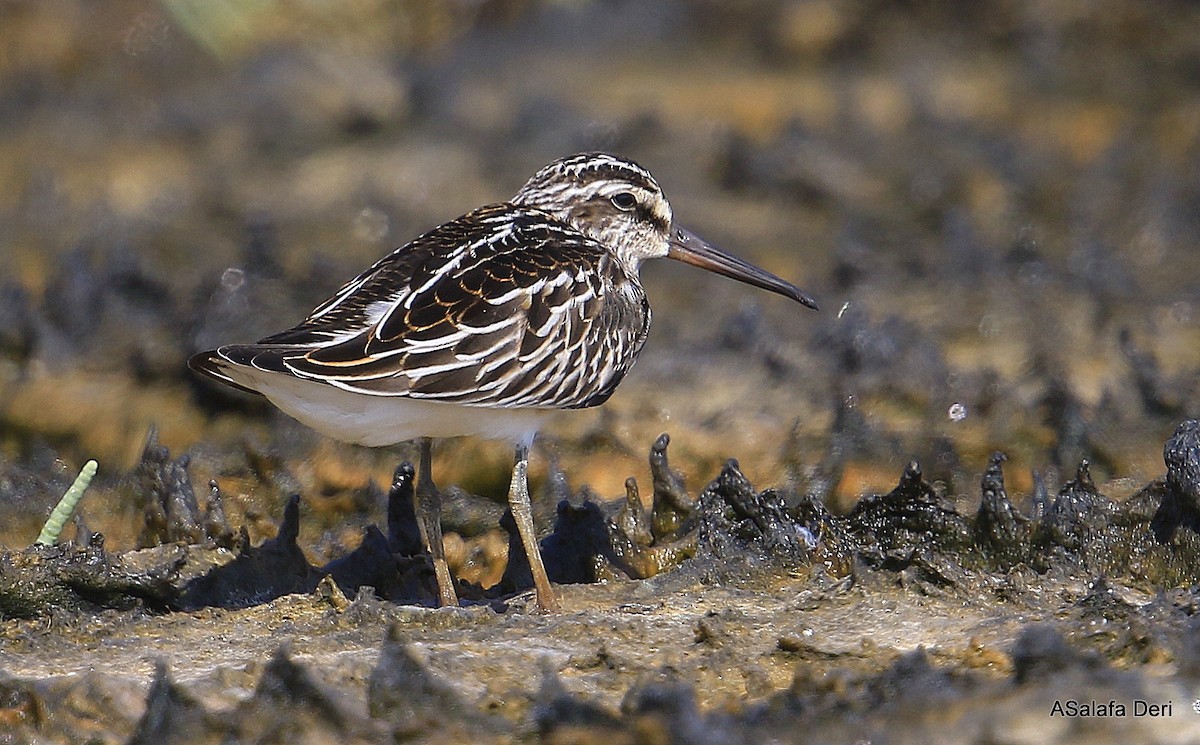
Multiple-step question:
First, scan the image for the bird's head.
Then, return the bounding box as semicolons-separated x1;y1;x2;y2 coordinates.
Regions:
512;152;673;269
512;152;818;309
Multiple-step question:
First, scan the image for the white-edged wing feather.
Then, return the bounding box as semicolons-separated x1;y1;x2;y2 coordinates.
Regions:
191;203;651;412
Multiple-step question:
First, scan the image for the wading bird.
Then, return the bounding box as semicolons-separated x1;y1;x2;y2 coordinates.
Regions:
190;152;818;611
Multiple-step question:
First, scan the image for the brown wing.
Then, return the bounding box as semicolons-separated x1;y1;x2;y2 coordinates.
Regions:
205;204;651;410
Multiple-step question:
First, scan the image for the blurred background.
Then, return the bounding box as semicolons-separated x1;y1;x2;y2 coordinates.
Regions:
2;0;1199;562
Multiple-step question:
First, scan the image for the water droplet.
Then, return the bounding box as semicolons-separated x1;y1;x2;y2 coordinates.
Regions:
220;267;245;291
353;207;390;243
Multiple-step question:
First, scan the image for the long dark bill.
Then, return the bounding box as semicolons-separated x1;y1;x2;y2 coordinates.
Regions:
667;225;819;310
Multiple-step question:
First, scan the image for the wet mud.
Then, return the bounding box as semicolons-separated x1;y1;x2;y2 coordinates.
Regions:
4;0;1200;742
6;426;1200;741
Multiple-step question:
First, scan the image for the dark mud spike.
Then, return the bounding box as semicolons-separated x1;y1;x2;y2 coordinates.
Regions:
535;659;621;736
602;481;698;579
1074;459;1096;491
606;501;637;576
887;461;936;503
129;660;216;743
620;678;707;742
138;480;170;547
369;624;491;735
539;498;611;584
618;477;653;548
255;646;350;729
1151;419;1200;541
165;481;203;544
974;452;1031;568
982;452;1007;494
203;479;235;549
849;458;972;564
641;532;698;575
1164;420;1200;508
134;427;203;547
1011;625;1104;685
278;494;301;544
1031;469;1049;520
72;512;92;547
696;459;813;563
1038;458;1115;557
650;433;693;541
386;462;423;555
176;492;318;610
498;509;532;592
322;525;400;600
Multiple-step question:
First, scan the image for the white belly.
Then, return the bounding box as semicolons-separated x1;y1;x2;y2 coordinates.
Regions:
222;365;549;447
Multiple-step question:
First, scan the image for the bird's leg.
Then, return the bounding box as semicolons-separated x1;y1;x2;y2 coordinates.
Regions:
415;437;458;607
507;440;559;611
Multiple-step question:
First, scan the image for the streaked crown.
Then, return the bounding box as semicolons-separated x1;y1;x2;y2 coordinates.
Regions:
512;152;674;270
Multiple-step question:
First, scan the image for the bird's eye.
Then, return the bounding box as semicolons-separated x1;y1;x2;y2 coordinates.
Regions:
611;192;637;210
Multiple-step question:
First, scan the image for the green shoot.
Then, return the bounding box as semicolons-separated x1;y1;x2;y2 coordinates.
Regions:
35;460;98;546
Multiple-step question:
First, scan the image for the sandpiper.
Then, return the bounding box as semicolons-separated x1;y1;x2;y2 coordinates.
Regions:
190;152;818;611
